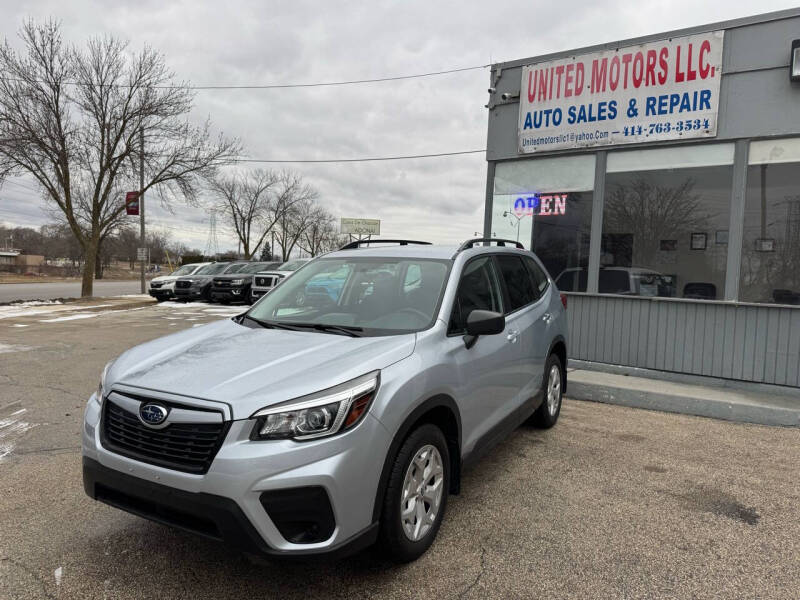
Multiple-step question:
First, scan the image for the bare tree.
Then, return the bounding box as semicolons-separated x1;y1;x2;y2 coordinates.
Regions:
299;206;343;256
209;169;278;259
270;171;319;260
0;20;240;295
604;177;709;267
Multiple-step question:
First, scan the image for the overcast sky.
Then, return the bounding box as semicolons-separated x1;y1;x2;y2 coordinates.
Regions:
0;0;796;253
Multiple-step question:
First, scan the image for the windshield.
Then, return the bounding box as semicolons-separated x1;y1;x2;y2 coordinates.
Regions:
223;263;248;274
247;257;450;335
171;264;198;276
196;263;229;275
280;259;308;271
237;262;273;274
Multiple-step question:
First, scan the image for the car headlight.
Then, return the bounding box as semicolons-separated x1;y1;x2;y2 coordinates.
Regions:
95;361;112;404
250;371;379;441
230;279;245;285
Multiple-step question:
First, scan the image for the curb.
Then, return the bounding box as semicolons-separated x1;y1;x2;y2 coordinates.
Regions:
568;378;800;427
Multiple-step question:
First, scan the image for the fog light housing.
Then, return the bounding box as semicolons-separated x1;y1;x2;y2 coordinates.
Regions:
260;486;335;544
792;39;800;83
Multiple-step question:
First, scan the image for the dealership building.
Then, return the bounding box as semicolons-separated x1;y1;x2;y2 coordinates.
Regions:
483;9;800;387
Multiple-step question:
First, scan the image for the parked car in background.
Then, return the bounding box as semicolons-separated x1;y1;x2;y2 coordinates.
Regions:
83;238;567;562
250;257;312;300
174;262;247;302
555;266;676;297
210;261;279;304
148;262;210;301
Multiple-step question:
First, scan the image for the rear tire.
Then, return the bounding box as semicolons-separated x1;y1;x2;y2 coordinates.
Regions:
379;423;449;562
529;353;563;429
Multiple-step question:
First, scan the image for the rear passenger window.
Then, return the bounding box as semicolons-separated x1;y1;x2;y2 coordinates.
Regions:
524;257;549;297
449;257;503;334
495;255;537;312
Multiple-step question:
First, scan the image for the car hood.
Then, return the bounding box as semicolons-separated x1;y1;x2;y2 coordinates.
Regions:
177;274;214;283
106;318;416;419
151;274;182;284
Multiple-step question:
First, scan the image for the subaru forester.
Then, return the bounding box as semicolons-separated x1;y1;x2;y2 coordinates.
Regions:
82;238;568;562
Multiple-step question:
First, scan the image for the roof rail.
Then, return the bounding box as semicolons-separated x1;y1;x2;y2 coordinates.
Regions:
456;238;525;252
339;239;432;250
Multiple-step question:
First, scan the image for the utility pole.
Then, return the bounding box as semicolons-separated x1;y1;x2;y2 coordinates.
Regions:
139;127;146;294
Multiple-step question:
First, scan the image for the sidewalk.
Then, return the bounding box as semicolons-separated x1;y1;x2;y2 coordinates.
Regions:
567;362;800;427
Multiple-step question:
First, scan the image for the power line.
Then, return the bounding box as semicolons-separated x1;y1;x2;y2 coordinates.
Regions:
236;149;486;164
0;64;490;91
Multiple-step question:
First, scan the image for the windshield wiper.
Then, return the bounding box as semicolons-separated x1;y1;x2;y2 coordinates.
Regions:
280;322;365;337
242;315;305;331
242;316;362;336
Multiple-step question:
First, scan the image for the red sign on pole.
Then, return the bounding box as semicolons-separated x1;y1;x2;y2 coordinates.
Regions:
125;191;140;216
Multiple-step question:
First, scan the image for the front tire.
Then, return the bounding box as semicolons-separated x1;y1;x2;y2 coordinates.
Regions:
529;353;563;429
379;423;449;562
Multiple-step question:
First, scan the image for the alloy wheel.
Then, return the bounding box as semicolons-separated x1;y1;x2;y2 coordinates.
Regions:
547;364;562;416
400;444;444;542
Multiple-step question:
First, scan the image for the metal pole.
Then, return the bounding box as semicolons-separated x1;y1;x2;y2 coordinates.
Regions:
139;127;145;294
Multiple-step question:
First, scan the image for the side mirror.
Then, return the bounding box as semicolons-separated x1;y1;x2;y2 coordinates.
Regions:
464;309;505;348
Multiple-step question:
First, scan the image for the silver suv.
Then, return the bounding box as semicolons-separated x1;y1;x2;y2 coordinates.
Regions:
82;239;568;562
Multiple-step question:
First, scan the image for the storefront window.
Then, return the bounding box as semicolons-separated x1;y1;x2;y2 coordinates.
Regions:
600;144;734;299
492;155;595;290
740;138;800;304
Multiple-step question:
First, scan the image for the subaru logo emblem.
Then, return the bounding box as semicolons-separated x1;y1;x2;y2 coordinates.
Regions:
139;403;169;426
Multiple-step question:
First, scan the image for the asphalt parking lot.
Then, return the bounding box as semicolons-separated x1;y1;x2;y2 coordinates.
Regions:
1;301;799;599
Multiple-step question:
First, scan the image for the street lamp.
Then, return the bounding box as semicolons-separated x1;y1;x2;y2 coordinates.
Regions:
503;211;525;243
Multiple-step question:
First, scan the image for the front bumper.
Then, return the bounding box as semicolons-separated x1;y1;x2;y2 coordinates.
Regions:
149;288;174;299
250;286;275;300
82;457;378;557
210;286;247;302
82;390;389;555
174;287;205;300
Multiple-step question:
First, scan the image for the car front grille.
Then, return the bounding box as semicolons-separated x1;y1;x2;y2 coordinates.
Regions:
100;395;229;474
175;280;192;289
150;281;163;289
213;278;231;288
255;275;279;287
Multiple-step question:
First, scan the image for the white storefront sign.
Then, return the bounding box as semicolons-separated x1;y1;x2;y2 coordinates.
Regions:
518;31;724;152
340;218;381;235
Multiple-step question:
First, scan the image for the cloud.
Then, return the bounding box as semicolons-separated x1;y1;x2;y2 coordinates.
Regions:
1;0;796;251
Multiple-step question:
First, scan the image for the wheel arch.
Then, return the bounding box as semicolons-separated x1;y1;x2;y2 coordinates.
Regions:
371;394;462;524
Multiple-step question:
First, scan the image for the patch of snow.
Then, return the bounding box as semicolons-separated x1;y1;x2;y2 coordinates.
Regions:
0;342;34;353
10;324;29;328
111;294;151;299
0;302;113;320
9;300;62;307
39;313;100;323
0;414;36;462
54;567;63;586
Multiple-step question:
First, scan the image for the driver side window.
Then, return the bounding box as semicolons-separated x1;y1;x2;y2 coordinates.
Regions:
449;257;503;334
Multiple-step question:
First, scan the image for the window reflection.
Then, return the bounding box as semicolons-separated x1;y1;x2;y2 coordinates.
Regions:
532;192;593;291
740;160;800;304
600;165;731;298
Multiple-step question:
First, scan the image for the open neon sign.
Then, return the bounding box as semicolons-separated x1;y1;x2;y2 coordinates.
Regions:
513;193;567;217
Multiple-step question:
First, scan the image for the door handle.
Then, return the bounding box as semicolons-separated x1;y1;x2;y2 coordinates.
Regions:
507;329;519;343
